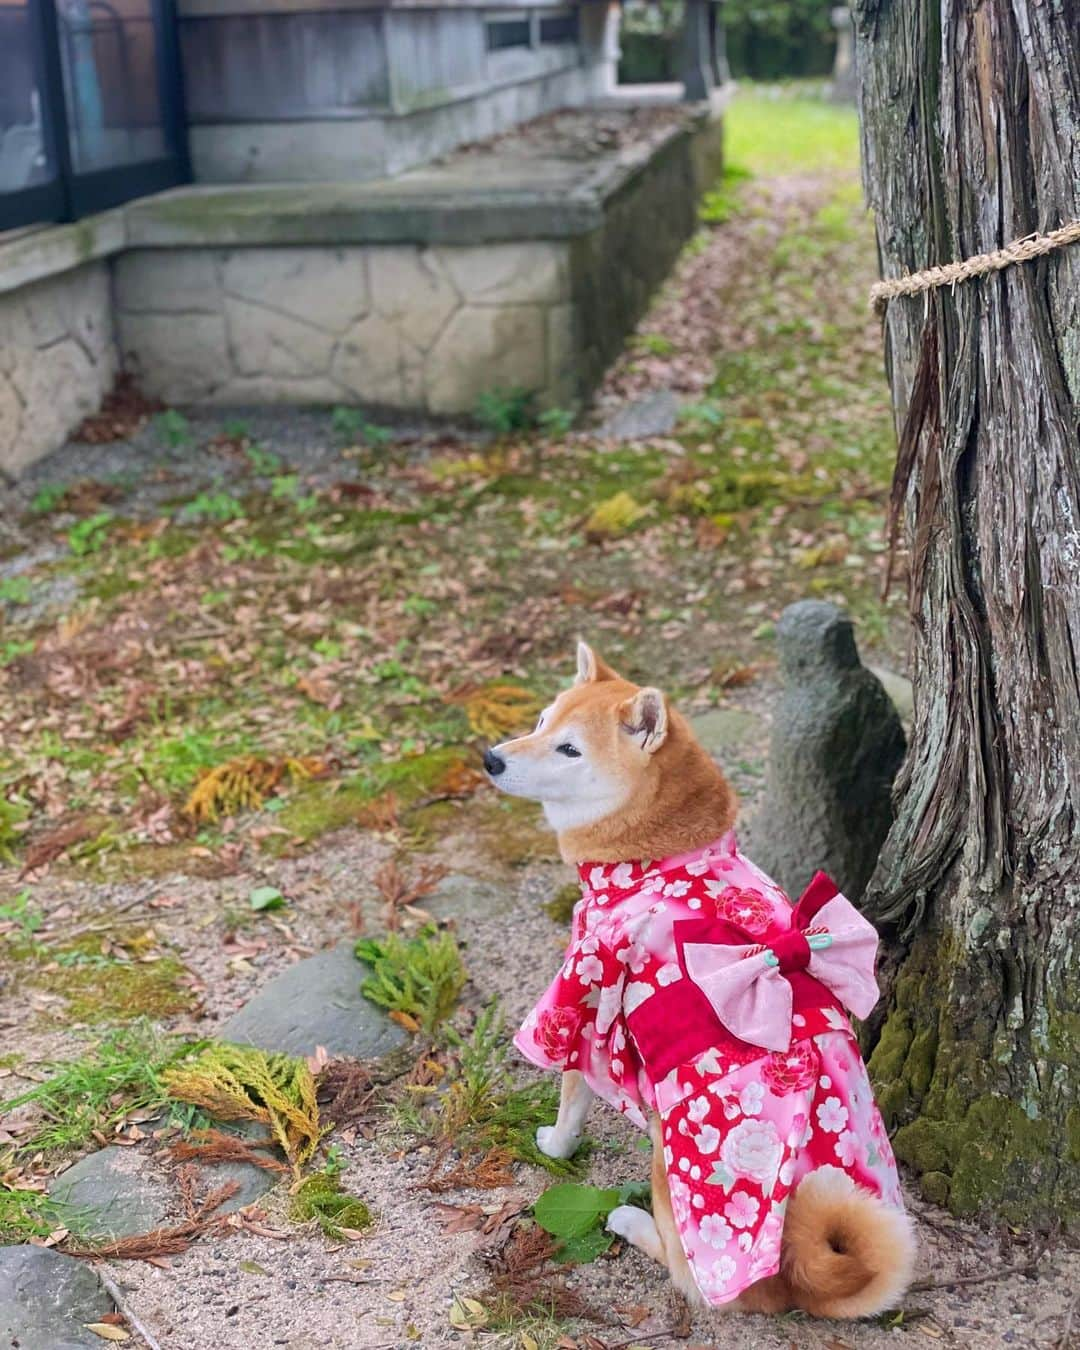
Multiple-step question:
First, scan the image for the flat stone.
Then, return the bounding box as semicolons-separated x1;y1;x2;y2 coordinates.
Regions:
868;664;914;724
0;1245;114;1350
218;939;408;1060
688;707;761;757
50;1145;172;1241
425;872;516;922
600;389;680;441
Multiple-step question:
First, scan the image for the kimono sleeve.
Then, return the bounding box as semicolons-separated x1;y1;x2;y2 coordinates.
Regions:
514;921;648;1127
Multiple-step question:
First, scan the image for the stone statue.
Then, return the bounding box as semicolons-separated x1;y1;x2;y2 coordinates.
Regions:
750;600;905;902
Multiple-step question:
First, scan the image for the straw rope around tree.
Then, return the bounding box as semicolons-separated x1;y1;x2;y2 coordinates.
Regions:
869;218;1080;314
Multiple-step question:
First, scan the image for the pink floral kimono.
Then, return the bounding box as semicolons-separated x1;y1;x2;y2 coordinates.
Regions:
515;832;904;1307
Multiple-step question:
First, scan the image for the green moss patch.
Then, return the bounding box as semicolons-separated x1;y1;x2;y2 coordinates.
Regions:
32;937;194;1024
290;1171;372;1238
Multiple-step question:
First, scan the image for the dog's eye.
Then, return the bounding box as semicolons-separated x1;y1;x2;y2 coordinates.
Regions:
556;743;581;758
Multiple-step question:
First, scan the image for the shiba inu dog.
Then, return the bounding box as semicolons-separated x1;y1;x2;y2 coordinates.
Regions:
482;643;915;1317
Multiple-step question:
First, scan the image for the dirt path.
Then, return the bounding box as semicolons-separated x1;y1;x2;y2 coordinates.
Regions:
3;96;1077;1348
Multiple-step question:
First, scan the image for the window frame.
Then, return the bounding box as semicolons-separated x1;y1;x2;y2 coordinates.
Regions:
1;0;189;232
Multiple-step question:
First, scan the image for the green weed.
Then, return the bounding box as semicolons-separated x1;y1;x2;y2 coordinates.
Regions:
155;409;192;448
700;164;754;224
0;575;31;605
0;798;29;862
245;443;282;475
537;406;575;438
331;405;364;444
0;639;35;667
29;483;66;515
2;1021;195;1153
475;386;536;435
330;407;391;448
0;1185;82;1244
355;928;466;1035
67;512;113;556
179;489;245;523
439;1003;587;1177
0;888;44;942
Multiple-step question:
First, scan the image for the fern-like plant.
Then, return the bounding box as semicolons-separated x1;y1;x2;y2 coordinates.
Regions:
355;928;466;1034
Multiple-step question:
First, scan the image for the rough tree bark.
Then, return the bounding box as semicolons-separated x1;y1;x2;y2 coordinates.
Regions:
852;0;1080;1223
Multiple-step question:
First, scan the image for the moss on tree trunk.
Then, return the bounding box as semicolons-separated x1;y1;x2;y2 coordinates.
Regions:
853;0;1080;1223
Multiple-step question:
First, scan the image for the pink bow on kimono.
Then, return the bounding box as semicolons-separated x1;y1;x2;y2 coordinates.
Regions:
678;873;880;1052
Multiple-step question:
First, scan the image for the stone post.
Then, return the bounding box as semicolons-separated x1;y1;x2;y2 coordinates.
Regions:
749;600;906;901
830;5;856;103
580;0;621;99
680;0;714;102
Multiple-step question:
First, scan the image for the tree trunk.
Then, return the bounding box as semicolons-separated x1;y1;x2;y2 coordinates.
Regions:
852;0;1080;1223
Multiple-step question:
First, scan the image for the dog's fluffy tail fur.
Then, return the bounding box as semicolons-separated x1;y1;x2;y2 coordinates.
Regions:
779;1170;916;1318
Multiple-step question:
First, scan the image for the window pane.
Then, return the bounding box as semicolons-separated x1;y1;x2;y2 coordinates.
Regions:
57;0;167;174
0;0;55;191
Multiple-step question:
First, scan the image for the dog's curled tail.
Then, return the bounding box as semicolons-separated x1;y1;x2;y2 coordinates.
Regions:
781;1170;916;1319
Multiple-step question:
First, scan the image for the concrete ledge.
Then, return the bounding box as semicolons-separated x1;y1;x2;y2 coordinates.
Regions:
0;211;125;299
1;101;724;473
125;114;704;248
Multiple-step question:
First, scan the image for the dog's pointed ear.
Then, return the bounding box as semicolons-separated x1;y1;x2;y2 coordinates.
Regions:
620;687;668;753
575;640;619;685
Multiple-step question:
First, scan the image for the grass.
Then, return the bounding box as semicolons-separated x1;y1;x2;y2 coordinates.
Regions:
438;1003;586;1177
356;928;467;1035
2;1020;194;1153
724;86;860;176
0;1184;83;1244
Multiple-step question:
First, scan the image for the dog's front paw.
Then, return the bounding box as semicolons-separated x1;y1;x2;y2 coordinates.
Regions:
536;1124;579;1160
606;1204;658;1249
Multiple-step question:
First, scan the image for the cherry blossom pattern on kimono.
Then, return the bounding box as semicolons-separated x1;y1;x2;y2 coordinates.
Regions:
514;832;906;1307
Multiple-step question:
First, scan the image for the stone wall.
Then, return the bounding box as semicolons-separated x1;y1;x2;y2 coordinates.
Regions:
0;262;116;477
113;241;576;412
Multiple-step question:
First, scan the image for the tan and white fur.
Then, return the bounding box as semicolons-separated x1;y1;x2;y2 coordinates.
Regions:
483;642;915;1318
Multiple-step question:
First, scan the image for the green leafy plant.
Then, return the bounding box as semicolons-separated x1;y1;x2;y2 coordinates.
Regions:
632;332;676;356
700;164;753;225
289;1170;372;1238
249;885;286;912
67;512;113;556
355;928;466;1034
179;490;244;523
475;386;536;435
0;639;34;668
2;1021;194;1153
331;406;364;444
155;408;192;448
0;888;43;942
537;406;575;438
29;483;66;515
0;798;29;863
533;1180;650;1263
245;443;282;475
0;575;31;605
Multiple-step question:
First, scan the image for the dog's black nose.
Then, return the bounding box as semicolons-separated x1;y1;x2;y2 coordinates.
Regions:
483;749;506;777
